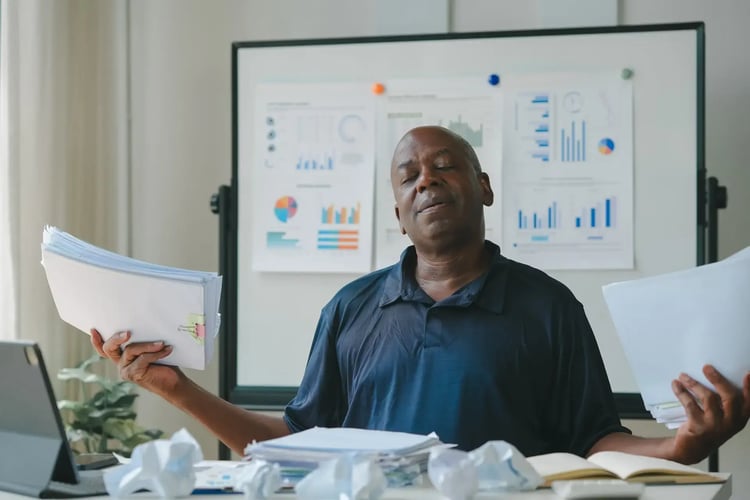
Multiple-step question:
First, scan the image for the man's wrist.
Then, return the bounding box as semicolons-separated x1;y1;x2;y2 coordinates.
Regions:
154;370;193;406
659;436;678;462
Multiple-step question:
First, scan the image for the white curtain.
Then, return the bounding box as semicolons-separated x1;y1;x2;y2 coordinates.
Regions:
0;0;19;344
0;0;130;386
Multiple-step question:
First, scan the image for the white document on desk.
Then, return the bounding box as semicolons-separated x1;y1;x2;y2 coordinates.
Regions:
251;427;443;455
602;247;750;409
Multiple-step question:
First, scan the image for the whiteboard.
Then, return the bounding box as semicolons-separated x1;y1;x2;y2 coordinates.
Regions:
224;23;704;412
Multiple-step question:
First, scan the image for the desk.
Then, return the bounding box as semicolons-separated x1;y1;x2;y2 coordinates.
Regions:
0;474;731;499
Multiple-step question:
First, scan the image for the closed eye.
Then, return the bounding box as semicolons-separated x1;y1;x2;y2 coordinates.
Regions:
399;169;418;184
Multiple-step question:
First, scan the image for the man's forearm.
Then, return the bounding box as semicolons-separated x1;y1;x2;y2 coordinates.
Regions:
587;432;678;462
161;375;291;455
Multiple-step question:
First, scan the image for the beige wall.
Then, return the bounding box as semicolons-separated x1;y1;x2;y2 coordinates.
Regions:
127;0;750;492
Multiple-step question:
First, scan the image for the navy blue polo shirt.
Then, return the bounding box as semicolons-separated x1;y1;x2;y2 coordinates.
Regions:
284;241;629;455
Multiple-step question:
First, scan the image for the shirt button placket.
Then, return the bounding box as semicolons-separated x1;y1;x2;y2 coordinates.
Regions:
424;306;442;348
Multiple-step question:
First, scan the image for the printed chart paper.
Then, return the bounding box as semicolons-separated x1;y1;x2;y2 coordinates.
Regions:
501;72;634;270
251;83;376;273
374;77;503;268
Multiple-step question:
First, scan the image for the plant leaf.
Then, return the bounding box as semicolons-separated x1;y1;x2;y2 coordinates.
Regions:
57;400;86;411
66;428;93;443
57;366;105;385
77;353;104;370
103;419;142;442
120;433;156;451
89;408;136;421
56;354;162;457
143;429;164;440
89;389;137;409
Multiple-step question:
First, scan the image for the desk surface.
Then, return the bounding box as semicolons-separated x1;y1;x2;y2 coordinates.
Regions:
0;474;732;499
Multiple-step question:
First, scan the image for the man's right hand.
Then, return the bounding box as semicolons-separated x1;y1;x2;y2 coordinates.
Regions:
91;328;291;454
90;328;182;398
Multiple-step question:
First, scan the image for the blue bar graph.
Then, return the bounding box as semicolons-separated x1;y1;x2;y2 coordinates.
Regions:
521;93;551;163
561;120;587;162
266;231;300;248
605;198;611;227
517;202;560;230
296;155;334;170
574;197;616;229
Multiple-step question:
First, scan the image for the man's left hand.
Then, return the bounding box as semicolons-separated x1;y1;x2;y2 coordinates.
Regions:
671;365;750;463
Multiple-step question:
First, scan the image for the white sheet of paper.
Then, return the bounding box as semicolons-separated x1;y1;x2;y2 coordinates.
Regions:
251;427;441;455
602;247;750;407
42;249;219;370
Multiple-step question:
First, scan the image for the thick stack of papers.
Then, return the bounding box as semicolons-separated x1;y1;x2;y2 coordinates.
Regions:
41;226;222;370
602;247;750;428
245;427;446;488
193;460;252;493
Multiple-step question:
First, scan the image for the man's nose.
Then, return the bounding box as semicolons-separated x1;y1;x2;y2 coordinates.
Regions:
415;166;440;192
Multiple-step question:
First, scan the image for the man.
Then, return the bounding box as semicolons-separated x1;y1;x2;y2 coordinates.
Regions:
93;126;750;463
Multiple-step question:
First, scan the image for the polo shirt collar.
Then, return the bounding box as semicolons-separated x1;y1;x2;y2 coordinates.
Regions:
379;240;508;314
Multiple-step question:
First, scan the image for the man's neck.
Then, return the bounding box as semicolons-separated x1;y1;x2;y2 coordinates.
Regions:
413;240;490;302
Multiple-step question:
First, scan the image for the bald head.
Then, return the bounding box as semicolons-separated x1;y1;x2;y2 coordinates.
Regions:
388;125;494;251
391;126;482;176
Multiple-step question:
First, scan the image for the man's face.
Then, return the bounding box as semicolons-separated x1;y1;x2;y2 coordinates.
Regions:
390;127;493;249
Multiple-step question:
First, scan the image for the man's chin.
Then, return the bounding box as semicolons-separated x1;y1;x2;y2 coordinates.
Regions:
411;226;472;247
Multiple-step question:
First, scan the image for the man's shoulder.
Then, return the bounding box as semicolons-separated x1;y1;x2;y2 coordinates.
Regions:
328;264;395;305
499;255;579;305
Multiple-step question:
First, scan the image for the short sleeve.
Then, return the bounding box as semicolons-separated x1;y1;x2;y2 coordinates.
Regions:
284;304;346;432
546;300;631;456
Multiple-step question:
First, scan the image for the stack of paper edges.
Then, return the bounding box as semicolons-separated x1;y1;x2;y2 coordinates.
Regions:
245;427;445;488
41;226;222;370
603;247;750;428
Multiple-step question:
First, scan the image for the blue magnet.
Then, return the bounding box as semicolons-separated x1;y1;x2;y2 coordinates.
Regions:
488;73;500;86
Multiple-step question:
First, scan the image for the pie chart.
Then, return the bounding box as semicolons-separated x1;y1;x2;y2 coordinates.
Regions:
598;138;615;155
274;196;298;222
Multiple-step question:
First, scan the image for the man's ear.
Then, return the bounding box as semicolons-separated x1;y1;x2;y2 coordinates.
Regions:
394;205;406;235
479;172;494;207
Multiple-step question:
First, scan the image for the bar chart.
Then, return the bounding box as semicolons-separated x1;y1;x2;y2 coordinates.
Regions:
574;196;616;229
296;154;334;171
515;92;551;163
266;231;300;248
317;229;359;250
321;202;361;225
560;120;587;162
517;201;561;230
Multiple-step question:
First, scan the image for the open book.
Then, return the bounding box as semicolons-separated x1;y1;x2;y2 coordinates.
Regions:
528;451;723;486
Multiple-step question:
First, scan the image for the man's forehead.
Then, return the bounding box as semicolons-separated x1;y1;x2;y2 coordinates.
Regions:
393;132;460;164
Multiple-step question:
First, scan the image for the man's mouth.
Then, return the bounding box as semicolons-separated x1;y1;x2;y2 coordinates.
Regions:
418;201;447;214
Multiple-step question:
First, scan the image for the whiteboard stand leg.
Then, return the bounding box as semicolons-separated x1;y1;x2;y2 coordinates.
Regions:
211;185;234;460
705;176;727;473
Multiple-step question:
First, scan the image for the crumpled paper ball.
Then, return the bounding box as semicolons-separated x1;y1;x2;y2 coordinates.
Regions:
427;448;478;500
233;460;282;499
103;428;203;497
294;453;387;500
468;440;542;491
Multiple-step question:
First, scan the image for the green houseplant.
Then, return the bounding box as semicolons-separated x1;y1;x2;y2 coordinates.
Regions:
56;353;163;457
